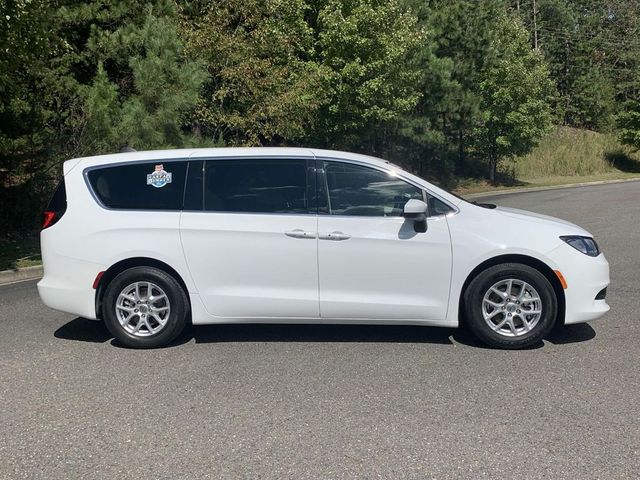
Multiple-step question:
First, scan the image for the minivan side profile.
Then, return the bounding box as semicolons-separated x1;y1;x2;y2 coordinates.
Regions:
38;148;610;349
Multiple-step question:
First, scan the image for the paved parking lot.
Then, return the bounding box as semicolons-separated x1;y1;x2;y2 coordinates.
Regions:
1;181;639;479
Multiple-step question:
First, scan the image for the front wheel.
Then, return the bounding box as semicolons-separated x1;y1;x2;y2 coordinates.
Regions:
463;263;558;349
103;266;189;348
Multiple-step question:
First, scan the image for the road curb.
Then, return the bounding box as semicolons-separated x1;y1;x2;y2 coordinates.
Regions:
463;176;640;199
0;265;43;285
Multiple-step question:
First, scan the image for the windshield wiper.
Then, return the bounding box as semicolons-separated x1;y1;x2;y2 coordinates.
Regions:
472;201;497;209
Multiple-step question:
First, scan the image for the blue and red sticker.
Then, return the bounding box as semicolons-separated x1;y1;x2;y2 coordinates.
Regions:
147;164;172;188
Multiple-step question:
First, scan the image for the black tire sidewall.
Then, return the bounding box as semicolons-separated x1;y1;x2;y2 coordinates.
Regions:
103;267;189;348
464;263;557;349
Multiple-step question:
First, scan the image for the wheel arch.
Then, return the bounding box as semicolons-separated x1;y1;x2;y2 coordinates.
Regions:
458;254;566;327
95;257;191;319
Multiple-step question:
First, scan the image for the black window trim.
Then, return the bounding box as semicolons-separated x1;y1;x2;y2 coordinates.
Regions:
83;155;318;214
182;159;205;211
83;158;191;212
45;177;67;214
315;157;459;219
82;154;458;218
201;157;316;216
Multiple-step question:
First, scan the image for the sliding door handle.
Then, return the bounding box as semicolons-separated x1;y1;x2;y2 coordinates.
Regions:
319;231;351;241
285;229;316;239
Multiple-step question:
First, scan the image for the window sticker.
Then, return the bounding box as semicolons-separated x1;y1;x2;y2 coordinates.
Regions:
147;164;172;188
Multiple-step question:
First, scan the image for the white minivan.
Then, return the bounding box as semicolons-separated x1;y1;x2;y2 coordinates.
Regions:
38;148;610;349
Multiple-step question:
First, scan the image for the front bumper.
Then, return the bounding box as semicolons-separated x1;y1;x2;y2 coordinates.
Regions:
548;243;610;325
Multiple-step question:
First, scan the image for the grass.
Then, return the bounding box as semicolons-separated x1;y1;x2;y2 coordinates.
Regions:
455;126;640;195
456;171;640;195
0;235;41;271
513;126;640;178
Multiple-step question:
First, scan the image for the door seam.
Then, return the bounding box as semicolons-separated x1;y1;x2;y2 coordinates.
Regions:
313;153;322;317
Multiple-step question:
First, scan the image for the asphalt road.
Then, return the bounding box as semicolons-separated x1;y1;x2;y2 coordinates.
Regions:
1;182;639;479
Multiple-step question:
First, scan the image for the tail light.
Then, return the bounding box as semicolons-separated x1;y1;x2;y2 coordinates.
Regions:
42;179;67;230
42;211;58;229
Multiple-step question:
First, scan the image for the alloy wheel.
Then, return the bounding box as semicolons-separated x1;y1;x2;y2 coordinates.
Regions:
482;278;543;337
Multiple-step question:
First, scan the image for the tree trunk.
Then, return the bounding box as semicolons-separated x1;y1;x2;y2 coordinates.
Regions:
489;156;497;182
533;0;538;50
456;129;465;174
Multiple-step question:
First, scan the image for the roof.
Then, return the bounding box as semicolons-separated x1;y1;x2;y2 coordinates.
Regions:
66;147;392;170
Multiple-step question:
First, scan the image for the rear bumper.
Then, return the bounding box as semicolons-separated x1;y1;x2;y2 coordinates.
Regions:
548;243;610;325
37;255;102;320
37;277;97;320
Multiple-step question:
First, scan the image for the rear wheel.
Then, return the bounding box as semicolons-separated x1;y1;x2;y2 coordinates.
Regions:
103;266;189;348
464;263;557;349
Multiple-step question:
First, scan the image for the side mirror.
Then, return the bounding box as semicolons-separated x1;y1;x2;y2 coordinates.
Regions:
403;199;428;233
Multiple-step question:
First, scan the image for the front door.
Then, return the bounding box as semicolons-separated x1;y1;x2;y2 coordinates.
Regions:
316;160;452;321
180;157;319;319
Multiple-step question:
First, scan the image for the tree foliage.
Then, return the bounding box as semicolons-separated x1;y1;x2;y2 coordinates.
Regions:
311;0;421;151
471;14;554;180
182;0;420;151
0;0;638;233
509;0;640;130
617;102;640;150
81;9;205;153
182;0;326;146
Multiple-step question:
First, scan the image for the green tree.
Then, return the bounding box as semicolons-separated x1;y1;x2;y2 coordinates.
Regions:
309;0;421;152
81;9;205;153
510;0;640;131
182;0;328;146
69;1;205;153
0;0;66;177
617;102;640;150
397;0;509;178
471;14;554;180
183;0;420;151
0;0;80;232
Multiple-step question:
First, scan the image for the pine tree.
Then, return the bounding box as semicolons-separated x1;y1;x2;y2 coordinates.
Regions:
398;0;507;177
78;2;205;153
471;14;554;180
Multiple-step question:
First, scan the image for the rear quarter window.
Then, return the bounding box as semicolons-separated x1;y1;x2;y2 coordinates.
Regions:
86;161;187;210
47;179;67;213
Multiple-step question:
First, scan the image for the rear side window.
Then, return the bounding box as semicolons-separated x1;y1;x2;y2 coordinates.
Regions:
87;161;187;210
204;159;309;214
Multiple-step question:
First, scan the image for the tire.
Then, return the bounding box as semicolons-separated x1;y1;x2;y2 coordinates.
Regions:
463;263;557;349
103;266;189;348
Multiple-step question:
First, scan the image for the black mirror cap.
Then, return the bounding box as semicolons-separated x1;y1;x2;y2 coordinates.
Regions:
413;219;427;233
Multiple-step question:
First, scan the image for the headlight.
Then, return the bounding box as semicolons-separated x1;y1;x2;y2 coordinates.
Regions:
560;236;600;257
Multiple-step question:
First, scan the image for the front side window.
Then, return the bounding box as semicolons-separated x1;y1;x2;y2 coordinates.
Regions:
87;161;187;210
427;194;455;216
322;161;423;217
204;159;309;214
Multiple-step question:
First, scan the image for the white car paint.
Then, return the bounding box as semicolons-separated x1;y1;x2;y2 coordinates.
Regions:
38;147;609;330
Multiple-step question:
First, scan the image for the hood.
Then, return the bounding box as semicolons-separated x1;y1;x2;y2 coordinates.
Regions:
494;206;592;236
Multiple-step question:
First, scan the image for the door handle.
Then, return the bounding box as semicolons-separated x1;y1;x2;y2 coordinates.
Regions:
285;229;316;239
319;231;351;241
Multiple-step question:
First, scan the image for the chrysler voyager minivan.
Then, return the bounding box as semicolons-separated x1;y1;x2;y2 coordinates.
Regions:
38;148;610;349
